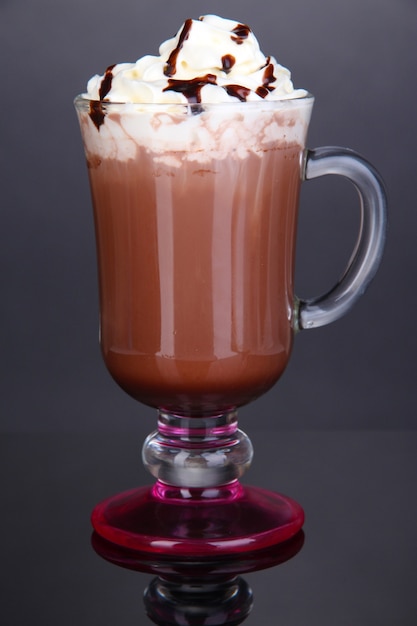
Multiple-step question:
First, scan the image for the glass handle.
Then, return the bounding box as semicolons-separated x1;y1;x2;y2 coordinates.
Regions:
296;146;387;330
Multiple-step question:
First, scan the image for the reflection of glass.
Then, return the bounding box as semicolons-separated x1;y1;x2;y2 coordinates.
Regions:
91;529;304;576
92;531;304;625
144;577;253;626
75;96;386;557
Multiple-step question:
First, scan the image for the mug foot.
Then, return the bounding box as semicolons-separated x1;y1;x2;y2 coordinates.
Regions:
91;481;304;558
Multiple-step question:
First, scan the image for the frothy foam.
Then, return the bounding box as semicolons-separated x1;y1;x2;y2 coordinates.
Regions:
76;100;312;166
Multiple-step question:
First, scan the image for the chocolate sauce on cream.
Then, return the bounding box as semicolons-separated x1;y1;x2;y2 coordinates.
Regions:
164;18;193;77
254;58;276;99
89;64;116;130
86;18;294;126
99;64;116;100
163;74;217;103
225;84;251;102
231;23;251;45
262;58;276;90
221;54;236;73
255;86;269;98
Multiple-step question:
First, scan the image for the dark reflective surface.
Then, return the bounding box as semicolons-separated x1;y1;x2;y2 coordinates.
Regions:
2;431;417;624
91;529;304;578
92;529;304;624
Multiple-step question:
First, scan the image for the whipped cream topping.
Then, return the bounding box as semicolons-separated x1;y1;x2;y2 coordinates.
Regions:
76;15;312;165
85;15;307;107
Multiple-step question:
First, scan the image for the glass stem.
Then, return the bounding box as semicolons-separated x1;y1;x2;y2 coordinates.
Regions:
142;410;253;490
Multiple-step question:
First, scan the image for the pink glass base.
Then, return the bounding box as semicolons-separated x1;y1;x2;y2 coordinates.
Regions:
91;480;304;558
92;529;304;579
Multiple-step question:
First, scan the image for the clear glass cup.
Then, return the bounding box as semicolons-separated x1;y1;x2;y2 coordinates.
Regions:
74;94;386;557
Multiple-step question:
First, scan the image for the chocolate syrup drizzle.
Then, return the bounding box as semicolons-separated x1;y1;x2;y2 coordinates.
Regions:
161;21;275;104
99;64;116;99
163;74;217;104
89;64;116;130
255;57;276;98
164;18;193;77
89;20;278;127
225;85;251;102
231;23;251;45
221;54;236;73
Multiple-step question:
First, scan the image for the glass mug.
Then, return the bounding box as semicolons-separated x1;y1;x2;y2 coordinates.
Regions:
75;95;386;557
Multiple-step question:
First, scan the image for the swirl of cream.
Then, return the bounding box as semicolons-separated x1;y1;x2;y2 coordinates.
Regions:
85;14;307;104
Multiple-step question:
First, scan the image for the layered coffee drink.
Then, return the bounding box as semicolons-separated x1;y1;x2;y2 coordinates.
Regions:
75;15;312;415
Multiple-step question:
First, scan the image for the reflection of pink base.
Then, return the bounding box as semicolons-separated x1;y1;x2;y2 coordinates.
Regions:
91;480;304;557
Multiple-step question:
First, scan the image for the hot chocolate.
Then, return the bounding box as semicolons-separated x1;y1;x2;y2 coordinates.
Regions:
75;15;312;415
83;125;304;414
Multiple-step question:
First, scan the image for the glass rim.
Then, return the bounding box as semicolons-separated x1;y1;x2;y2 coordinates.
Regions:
74;92;314;110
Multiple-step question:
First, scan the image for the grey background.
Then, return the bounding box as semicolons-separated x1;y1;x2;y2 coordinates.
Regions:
1;0;416;432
